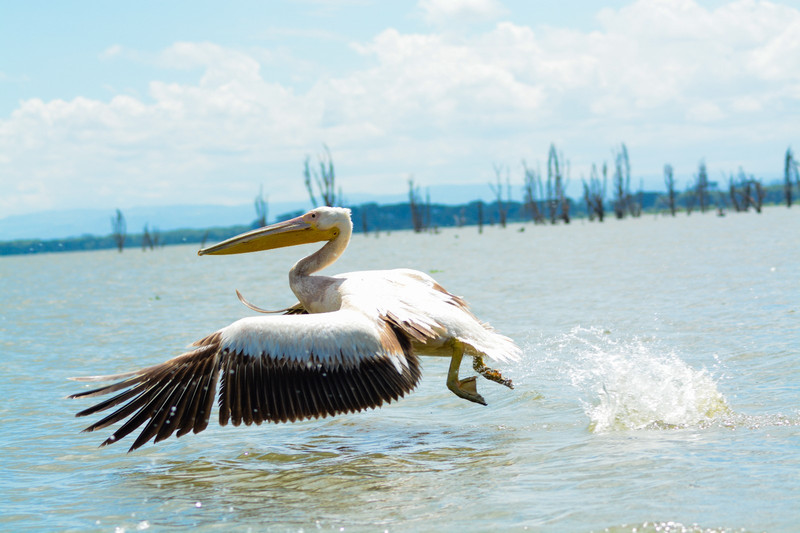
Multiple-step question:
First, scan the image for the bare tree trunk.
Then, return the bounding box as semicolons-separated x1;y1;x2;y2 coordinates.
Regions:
408;178;424;233
695;161;709;213
489;164;508;228
111;209;126;253
664;164;676;216
582;181;594;222
613;144;631;219
547;144;571;224
752;178;765;213
584;163;607;222
522;161;545;224
142;224;152;251
684;182;696;215
304;144;338;207
254;185;268;227
729;174;742;212
425;188;432;232
785;147;797;208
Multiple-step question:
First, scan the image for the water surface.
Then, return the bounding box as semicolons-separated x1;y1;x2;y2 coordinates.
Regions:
1;208;798;532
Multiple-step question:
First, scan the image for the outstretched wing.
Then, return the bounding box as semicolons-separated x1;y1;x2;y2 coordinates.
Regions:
69;310;421;452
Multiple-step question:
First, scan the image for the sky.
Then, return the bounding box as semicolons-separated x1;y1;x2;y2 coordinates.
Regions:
1;0;799;218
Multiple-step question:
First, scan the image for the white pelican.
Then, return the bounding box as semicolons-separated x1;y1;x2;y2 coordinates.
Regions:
70;207;521;451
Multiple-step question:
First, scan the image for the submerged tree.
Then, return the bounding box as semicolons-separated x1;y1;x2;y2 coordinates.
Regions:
729;172;744;212
694;161;711;214
546;143;570;224
522;160;545;224
304;144;339;207
489;164;510;228
684;181;696;215
408;178;425;233
110;209;126;253
142;224;152;251
612;143;633;219
752;177;766;213
728;167;766;213
664;164;677;216
254;185;268;227
785;147;799;208
140;224;160;251
583;162;607;222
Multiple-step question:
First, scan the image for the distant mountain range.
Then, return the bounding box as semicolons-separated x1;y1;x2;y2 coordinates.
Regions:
0;185;498;241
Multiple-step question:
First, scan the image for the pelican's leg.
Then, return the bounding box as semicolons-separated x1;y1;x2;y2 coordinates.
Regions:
446;341;487;406
473;355;514;390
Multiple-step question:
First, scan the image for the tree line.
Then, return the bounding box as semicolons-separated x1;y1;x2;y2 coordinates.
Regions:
1;144;797;256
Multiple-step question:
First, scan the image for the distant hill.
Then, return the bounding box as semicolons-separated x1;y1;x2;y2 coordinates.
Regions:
0;184;501;241
0;203;298;241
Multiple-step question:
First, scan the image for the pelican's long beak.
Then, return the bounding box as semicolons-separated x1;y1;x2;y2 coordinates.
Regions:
198;215;337;256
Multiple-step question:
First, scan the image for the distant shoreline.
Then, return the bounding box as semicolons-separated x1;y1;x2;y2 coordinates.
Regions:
1;190;795;256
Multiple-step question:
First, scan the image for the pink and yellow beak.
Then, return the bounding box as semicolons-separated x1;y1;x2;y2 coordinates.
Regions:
198;214;338;256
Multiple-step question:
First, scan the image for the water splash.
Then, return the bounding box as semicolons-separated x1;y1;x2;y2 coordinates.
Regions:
553;327;730;432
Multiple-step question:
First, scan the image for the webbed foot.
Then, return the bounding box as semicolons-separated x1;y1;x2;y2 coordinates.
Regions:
473;356;514;389
446;375;487;406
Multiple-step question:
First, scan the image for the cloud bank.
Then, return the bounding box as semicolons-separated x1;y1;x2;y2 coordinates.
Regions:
1;0;798;217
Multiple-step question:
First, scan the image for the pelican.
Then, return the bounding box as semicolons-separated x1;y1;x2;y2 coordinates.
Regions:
70;207;521;451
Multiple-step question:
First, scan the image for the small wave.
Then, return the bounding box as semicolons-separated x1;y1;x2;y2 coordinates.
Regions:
600;520;748;533
550;327;730;432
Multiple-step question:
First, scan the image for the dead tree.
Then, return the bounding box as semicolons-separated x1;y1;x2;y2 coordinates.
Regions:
752;177;766;213
408;178;425;233
728;168;766;213
684;182;696;215
785;147;799;208
632;179;643;217
547;144;559;224
547;144;570;224
545;162;557;224
612;144;632;219
582;180;593;222
142;224;152;251
110;209;126;253
424;188;432;232
254;185;268;227
694;161;710;213
489;164;509;228
522;161;545;224
729;173;743;212
583;163;607;222
455;207;466;228
664;164;676;216
477;201;484;234
559;158;571;223
304;144;339;207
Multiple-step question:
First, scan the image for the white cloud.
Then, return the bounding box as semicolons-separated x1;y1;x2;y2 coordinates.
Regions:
418;0;508;25
1;0;798;218
100;44;123;60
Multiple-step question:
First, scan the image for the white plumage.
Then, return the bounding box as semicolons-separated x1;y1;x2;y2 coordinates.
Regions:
70;206;520;451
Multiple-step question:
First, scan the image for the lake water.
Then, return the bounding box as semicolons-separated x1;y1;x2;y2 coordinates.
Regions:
1;207;798;532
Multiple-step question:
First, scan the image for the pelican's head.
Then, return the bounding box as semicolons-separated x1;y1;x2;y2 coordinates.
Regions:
198;206;352;256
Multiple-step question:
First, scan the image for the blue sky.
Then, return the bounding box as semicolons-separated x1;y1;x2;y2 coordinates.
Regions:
1;0;798;218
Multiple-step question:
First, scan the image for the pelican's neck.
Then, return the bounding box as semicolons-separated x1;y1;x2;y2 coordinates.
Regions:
288;220;352;306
